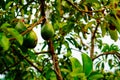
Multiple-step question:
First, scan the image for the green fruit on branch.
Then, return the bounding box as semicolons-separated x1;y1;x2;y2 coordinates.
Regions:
15;21;27;33
41;21;54;40
23;30;38;48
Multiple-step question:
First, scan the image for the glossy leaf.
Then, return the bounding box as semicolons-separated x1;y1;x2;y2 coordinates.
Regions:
82;53;93;76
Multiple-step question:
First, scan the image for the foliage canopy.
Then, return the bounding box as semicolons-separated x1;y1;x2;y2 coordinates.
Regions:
1;0;120;80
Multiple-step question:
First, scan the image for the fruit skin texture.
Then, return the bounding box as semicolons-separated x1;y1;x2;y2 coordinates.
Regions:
23;30;38;48
41;21;54;40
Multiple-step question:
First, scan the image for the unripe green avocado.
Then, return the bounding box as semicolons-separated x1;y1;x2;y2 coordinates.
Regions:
41;21;54;40
15;21;27;33
23;30;38;48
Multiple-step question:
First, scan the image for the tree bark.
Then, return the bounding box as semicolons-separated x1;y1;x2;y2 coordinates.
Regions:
48;40;63;80
90;22;99;59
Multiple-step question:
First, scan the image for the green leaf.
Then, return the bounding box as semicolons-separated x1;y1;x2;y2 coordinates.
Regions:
108;59;113;69
109;44;119;51
88;73;104;80
101;62;104;69
1;22;11;29
69;72;85;78
106;14;120;33
0;32;10;52
102;44;110;52
7;28;23;45
61;68;70;73
5;1;13;9
108;28;118;41
66;37;81;50
86;0;99;3
65;48;72;57
101;21;107;37
82;53;93;76
84;21;95;30
70;57;83;73
45;69;57;80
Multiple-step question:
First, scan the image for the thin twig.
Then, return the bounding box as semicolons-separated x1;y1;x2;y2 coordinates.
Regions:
92;51;119;61
16;51;43;73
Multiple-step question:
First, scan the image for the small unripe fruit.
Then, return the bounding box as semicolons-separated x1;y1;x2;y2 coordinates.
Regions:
23;30;38;48
41;21;54;40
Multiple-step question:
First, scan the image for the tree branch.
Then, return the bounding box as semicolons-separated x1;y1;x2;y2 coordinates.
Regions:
21;16;45;35
22;55;43;73
18;52;42;73
90;21;100;59
65;0;104;13
39;0;46;26
9;16;45;41
92;51;119;61
48;40;63;80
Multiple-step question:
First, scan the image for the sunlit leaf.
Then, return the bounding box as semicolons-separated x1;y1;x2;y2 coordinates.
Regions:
7;28;23;45
0;32;10;52
61;68;70;73
69;72;85;78
70;57;83;73
82;53;93;76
